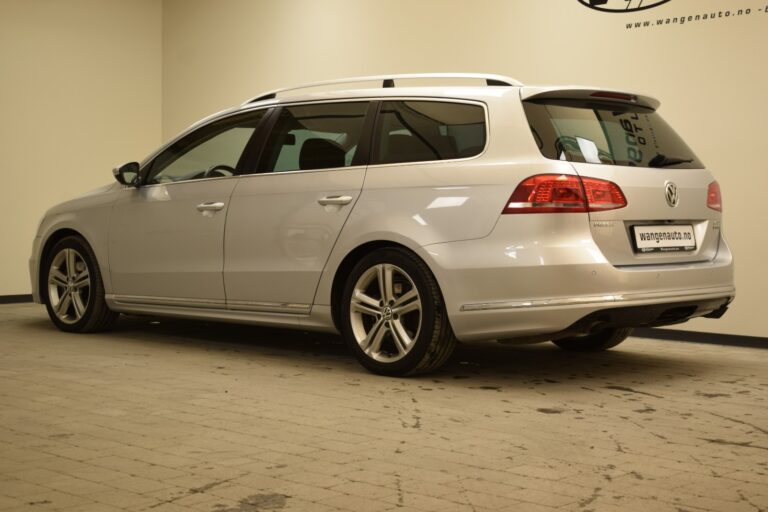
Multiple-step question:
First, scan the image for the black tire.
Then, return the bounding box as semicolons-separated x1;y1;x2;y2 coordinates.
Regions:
340;247;456;376
42;236;118;333
552;327;633;352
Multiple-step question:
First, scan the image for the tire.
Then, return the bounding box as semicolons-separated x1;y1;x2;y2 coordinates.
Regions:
42;235;118;333
339;247;456;376
552;327;633;352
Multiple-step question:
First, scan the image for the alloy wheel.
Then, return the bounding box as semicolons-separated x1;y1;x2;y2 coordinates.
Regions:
349;263;422;363
47;248;91;324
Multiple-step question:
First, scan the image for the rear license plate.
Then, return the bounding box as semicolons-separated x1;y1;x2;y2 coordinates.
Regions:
632;225;696;253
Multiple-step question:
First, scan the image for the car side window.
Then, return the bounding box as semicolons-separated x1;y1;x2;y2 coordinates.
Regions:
258;102;369;173
145;110;266;185
372;101;487;165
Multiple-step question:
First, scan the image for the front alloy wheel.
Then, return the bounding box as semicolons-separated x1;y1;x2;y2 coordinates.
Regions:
341;248;456;376
43;236;118;332
48;248;91;324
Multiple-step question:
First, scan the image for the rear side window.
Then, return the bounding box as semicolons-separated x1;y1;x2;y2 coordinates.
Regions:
372;101;486;165
259;102;369;172
523;100;703;168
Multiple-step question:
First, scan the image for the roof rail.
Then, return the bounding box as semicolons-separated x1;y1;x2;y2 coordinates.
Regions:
242;73;523;105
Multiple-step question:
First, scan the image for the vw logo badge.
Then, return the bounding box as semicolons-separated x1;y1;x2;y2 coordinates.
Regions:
665;181;679;207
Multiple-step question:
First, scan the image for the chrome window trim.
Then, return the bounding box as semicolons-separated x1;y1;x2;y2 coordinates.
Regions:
128;173;240;189
237;164;367;180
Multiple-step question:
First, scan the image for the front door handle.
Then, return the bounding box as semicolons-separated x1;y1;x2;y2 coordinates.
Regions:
196;201;225;212
317;195;353;206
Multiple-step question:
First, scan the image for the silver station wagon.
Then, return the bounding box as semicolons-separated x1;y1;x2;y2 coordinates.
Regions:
30;73;735;375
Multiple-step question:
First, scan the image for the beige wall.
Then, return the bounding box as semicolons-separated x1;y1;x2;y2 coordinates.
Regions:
0;0;162;295
3;0;764;337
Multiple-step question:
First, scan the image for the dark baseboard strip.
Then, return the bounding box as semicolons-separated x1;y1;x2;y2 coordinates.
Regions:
0;294;33;304
634;327;767;349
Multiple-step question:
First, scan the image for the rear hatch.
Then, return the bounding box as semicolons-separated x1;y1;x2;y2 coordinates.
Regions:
520;87;721;266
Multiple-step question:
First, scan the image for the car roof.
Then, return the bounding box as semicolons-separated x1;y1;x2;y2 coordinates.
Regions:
238;85;660;113
237;73;659;111
241;73;522;104
190;74;661;131
244;85;519;108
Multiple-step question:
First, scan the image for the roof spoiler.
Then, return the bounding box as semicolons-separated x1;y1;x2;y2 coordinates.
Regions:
521;86;661;110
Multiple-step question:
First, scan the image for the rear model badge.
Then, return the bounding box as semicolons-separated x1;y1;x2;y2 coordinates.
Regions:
665;181;679;207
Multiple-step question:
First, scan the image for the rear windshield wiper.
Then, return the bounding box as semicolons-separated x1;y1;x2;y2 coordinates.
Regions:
648;153;694;168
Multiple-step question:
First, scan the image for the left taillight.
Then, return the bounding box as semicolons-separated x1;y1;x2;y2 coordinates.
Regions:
707;181;722;212
502;174;627;214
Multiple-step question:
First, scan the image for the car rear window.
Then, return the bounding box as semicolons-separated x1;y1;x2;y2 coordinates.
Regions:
372;101;486;165
523;100;703;169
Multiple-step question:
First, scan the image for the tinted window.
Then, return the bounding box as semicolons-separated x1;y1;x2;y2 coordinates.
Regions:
373;101;486;165
259;102;368;173
146;110;266;184
523;100;703;168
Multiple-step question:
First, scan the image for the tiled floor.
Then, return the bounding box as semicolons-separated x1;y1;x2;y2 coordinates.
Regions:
0;303;766;511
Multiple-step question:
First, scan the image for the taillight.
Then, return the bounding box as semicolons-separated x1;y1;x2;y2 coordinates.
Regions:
503;174;626;214
707;181;722;212
581;177;627;211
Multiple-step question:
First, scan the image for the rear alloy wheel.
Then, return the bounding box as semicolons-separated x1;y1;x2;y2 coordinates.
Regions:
552;327;633;352
43;236;118;333
340;248;456;376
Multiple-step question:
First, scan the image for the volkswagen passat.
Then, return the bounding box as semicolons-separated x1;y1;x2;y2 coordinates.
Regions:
29;74;734;375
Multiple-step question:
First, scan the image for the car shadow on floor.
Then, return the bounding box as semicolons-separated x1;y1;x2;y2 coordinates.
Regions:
21;312;718;387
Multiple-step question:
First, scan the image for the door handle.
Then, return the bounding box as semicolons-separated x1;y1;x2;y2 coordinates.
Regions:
196;201;225;212
317;195;353;206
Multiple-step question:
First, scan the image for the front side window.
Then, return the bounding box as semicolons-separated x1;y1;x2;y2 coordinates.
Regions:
372;101;487;165
523;100;703;168
145;110;266;184
259;102;369;173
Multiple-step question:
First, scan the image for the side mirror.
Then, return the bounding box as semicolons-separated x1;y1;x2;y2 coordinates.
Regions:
112;162;140;187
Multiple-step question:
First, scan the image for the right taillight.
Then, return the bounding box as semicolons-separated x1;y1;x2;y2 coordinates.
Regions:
707;181;722;212
503;174;626;214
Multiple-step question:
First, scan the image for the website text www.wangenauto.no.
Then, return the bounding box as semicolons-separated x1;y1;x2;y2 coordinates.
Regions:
626;6;765;29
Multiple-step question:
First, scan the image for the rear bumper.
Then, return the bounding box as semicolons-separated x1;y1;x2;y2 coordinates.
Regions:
500;292;732;344
423;215;734;342
445;285;734;342
458;285;734;313
557;295;731;338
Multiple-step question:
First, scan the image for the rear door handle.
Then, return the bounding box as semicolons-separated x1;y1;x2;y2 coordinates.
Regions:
196;201;225;212
317;195;353;206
